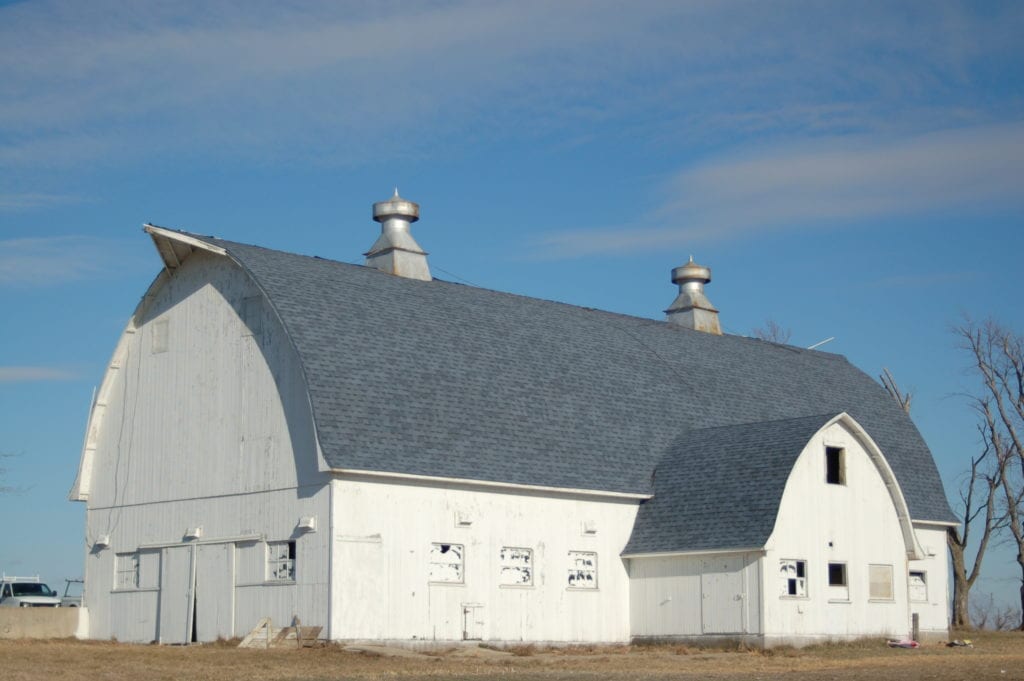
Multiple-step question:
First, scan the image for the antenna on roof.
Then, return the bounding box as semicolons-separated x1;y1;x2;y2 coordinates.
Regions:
807;337;835;350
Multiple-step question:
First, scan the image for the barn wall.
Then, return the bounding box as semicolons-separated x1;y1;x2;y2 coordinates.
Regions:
329;477;640;643
80;251;328;642
761;420;913;644
84;487;330;642
908;524;951;640
83;251;321;508
627;551;762;638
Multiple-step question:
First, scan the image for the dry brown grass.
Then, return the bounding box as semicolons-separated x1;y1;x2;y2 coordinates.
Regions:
3;631;1022;681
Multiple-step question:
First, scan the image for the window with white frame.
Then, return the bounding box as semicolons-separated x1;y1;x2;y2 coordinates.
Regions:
499;547;533;586
828;561;849;600
567;550;597;589
115;552;139;589
908;570;928;602
780;559;807;597
429;543;464;583
267;540;296;581
869;564;894;600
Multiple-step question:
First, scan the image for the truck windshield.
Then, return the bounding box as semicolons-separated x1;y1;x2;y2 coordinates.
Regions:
11;584;52;597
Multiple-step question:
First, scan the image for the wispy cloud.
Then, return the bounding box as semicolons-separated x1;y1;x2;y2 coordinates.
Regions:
0;193;81;210
536;122;1024;258
0;366;79;383
1;1;1020;167
0;236;124;285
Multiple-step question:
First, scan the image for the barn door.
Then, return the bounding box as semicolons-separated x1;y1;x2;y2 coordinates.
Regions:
158;545;196;644
700;556;745;634
462;604;484;640
195;543;235;641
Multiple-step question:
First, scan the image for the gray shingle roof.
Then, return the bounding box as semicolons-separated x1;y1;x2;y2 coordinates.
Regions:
167;231;955;533
622;414;841;555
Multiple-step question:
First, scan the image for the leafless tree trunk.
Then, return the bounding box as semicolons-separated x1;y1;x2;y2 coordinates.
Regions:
957;318;1024;630
946;432;1004;628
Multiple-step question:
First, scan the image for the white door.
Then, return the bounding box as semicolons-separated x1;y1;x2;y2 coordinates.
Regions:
195;543;235;641
158;545;196;644
462;604;484;640
700;556;745;634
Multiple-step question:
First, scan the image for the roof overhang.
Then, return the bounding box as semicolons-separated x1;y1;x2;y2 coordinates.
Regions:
144;223;226;271
330;467;652;502
622;546;766;559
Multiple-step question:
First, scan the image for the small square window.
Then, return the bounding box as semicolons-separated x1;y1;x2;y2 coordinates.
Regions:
151;319;169;354
567;550;598;589
429;543;464;583
909;570;927;602
869;564;894;600
115;552;139;589
499;547;533;586
828;562;847;586
780;559;807;597
826;446;845;485
267;541;296;581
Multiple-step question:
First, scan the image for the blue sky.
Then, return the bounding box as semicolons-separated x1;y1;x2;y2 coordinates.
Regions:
2;1;1023;611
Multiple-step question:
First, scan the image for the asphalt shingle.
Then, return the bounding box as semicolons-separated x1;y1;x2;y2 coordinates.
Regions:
172;232;955;537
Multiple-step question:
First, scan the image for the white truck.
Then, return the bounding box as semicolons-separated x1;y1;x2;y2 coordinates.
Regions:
0;575;62;608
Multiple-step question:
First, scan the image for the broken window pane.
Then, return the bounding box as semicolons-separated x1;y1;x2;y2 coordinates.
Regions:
908;570;927;602
779;559;807;597
429;542;464;583
499;547;533;586
267;540;296;581
567;550;597;589
115;553;139;590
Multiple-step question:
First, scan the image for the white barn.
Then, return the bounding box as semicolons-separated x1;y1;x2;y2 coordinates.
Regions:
70;193;954;646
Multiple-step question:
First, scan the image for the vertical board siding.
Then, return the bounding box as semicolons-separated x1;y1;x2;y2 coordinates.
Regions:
82;252;328;642
761;421;912;643
330;478;640;643
628;552;761;637
908;525;951;637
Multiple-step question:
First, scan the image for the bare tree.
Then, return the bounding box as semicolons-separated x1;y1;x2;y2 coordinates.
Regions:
752;319;792;344
970;592;1023;631
879;367;913;414
0;451;14;495
947;429;1005;628
957;318;1024;630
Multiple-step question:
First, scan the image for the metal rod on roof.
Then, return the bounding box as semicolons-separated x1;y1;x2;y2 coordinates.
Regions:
807;337;835;350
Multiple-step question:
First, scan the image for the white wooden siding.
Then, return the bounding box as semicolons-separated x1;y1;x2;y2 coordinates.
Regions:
83;251;321;509
80;252;328;642
330;477;640;643
761;420;912;644
908;524;951;638
628;552;762;637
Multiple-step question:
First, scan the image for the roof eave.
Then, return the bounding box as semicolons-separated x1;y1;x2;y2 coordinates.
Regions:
330;467;652;502
144;223;226;271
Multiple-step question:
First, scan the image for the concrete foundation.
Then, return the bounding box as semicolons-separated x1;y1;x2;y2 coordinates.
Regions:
0;608;80;639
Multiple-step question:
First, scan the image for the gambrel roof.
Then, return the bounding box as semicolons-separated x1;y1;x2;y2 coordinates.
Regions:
621;413;928;555
145;227;957;538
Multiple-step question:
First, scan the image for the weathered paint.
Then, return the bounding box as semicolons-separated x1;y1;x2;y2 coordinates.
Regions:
77;252;329;642
628;416;945;646
761;419;917;645
907;524;952;641
628;551;762;638
74;243;951;646
329;476;640;643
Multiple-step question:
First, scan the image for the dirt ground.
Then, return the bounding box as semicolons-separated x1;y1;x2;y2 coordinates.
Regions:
3;631;1022;681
